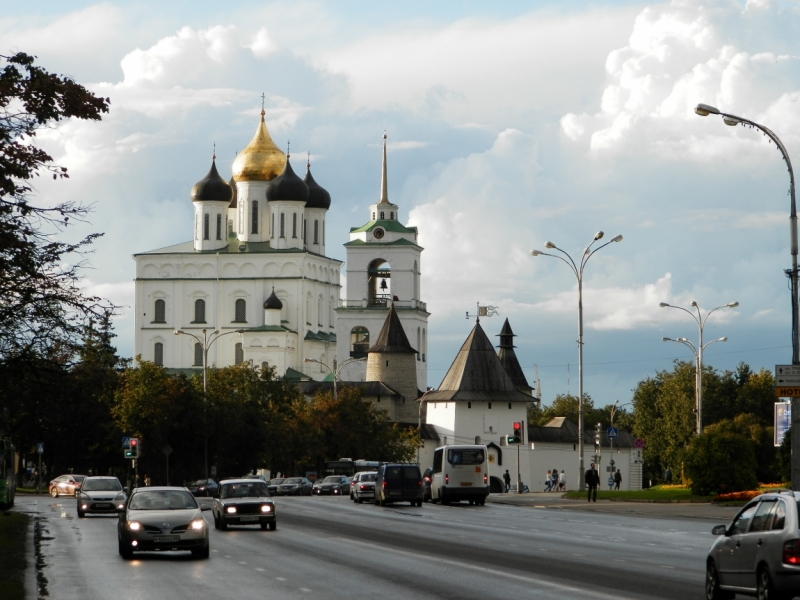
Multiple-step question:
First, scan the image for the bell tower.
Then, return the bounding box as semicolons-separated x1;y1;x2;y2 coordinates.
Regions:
335;133;429;392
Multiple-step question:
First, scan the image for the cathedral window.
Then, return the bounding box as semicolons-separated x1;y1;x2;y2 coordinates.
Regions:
271;213;274;238
238;203;243;234
390;212;394;220
350;326;369;358
313;220;319;244
194;343;203;366
292;213;297;238
193;299;206;323
154;342;163;366
203;213;209;240
234;299;247;323
235;343;244;365
323;222;325;244
303;219;306;240
280;213;285;238
380;211;385;219
153;299;166;323
216;214;222;240
417;328;421;361
372;212;375;220
251;202;258;234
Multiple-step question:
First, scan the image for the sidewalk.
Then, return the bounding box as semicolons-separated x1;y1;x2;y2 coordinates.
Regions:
486;491;741;521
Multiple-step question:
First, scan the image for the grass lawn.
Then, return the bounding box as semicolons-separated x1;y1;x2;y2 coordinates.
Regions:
0;512;28;600
561;487;714;502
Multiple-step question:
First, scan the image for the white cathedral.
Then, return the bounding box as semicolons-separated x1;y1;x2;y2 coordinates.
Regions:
133;109;429;390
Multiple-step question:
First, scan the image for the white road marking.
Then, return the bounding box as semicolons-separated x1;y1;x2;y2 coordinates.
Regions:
300;588;312;592
239;561;247;565
255;568;265;572
277;577;286;581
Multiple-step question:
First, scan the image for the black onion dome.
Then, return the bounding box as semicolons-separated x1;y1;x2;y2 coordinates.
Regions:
264;289;283;310
304;167;331;210
266;156;309;202
228;176;238;208
191;160;233;202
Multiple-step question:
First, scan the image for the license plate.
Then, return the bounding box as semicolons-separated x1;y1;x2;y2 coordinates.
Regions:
240;516;258;522
460;482;473;487
153;536;180;543
389;491;401;496
95;503;112;508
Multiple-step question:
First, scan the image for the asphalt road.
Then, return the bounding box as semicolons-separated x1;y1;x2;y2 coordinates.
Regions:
15;493;719;599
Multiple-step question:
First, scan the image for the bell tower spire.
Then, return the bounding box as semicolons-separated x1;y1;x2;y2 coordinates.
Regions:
380;131;389;204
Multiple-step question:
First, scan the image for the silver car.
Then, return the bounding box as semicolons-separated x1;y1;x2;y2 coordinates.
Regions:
77;476;126;518
351;472;377;504
706;491;800;599
117;487;210;559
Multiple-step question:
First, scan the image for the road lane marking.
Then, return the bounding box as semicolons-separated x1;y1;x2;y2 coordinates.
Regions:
277;577;286;581
300;588;312;592
239;561;247;565
255;568;265;572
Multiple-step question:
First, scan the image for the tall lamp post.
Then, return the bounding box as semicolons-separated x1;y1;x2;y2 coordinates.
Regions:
303;357;366;400
659;301;738;435
174;327;244;478
530;231;623;485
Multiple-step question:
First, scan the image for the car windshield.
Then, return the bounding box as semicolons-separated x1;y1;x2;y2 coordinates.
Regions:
82;478;122;492
284;478;304;484
322;476;341;483
447;449;485;466
74;475;87;482
220;482;270;499
360;473;377;482
189;479;209;486
129;490;197;510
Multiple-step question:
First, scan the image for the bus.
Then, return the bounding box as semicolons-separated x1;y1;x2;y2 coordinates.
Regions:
430;445;489;506
0;438;16;509
323;459;381;478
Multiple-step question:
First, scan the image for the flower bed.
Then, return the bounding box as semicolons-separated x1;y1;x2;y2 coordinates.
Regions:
713;490;761;502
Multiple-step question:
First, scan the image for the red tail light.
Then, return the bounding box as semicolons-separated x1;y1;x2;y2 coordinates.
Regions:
784;540;800;565
445;474;449;484
383;481;387;489
483;474;488;484
418;480;422;489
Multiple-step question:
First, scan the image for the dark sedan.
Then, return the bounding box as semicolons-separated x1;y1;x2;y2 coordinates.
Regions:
186;478;218;497
267;478;285;495
275;477;312;496
313;475;350;496
212;479;276;531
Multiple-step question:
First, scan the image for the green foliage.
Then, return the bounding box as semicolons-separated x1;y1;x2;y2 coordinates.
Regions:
777;426;792;483
684;431;758;495
529;393;634;437
704;414;778;483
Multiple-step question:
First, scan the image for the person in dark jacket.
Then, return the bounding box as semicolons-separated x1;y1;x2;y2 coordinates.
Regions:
614;469;622;490
584;462;600;502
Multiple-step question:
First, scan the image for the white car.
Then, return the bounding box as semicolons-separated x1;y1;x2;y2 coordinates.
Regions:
351;471;377;504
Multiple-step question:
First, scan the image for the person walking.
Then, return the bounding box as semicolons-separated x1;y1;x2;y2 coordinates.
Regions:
144;474;151;487
558;470;566;491
613;469;622;490
544;470;553;492
585;462;600;502
503;470;511;493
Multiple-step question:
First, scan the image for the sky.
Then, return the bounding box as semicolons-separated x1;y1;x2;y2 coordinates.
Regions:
4;0;800;409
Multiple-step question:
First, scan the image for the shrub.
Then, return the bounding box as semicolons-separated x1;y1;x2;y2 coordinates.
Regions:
684;431;757;496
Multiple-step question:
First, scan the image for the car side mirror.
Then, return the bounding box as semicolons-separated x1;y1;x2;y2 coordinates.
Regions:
123;487;129;494
712;525;727;536
200;505;212;511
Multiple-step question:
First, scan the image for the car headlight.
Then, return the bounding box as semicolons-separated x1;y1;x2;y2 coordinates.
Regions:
113;493;125;501
190;519;205;530
261;505;271;513
226;506;237;514
126;521;142;531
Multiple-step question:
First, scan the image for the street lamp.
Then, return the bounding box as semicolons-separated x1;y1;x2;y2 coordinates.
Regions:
660;300;738;435
695;103;798;365
174;328;244;478
303;357;366;400
530;230;623;485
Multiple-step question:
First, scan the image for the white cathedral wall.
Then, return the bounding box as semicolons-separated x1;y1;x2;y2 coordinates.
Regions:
343;246;421;306
236;181;268;242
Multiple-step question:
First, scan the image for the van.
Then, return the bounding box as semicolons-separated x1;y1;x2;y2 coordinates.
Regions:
430;445;489;506
374;464;423;507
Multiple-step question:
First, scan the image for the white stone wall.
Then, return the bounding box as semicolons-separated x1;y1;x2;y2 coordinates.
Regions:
525;443;638;492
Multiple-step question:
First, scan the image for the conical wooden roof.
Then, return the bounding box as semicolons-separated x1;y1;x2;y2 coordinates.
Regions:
497;319;532;393
368;305;416;354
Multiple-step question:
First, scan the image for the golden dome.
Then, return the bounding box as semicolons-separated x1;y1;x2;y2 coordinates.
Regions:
231;111;285;182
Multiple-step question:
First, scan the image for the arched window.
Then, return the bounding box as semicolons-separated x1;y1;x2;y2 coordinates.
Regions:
280;213;285;237
234;299;246;323
194;299;206;323
367;258;390;305
390;212;394;220
303;218;306;240
203;213;209;240
216;214;222;240
271;213;275;238
417;327;421;361
351;326;369;358
322;222;325;244
235;343;244;365
251;201;259;234
194;343;203;366
292;213;297;238
318;297;323;326
314;220;319;244
422;328;426;362
154;342;163;366
154;299;166;323
372;212;376;220
380;211;385;219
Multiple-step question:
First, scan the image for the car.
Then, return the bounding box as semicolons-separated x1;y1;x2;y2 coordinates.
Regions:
313;475;350;496
351;472;377;504
212;479;276;531
186;478;218;497
241;474;267;483
118;486;210;559
267;478;285;495
275;477;313;496
374;464;423;507
49;474;86;497
706;491;800;599
421;467;433;502
349;472;368;500
77;476;126;518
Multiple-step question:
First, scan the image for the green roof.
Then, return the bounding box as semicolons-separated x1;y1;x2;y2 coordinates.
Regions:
349;220;417;234
134;238;342;262
243;325;296;333
283;367;311;381
344;238;420;248
304;330;337;342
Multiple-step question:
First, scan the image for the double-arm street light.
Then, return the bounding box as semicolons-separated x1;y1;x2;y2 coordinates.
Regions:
695;103;798;364
303;357;367;400
659;301;738;435
530;231;623;485
174;327;244;478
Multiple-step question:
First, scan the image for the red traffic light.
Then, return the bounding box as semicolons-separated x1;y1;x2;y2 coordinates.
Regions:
131;438;138;446
513;422;521;432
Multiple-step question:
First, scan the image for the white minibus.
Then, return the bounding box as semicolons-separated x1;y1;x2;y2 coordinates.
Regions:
430;445;489;506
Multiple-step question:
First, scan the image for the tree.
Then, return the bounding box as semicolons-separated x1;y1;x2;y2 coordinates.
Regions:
704;414;778;483
684;431;758;495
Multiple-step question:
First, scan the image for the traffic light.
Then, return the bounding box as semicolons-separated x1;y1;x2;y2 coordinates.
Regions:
508;421;523;444
124;438;139;459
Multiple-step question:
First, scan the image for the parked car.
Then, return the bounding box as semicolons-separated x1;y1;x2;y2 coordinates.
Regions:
77;476;126;518
352;471;377;504
275;477;313;496
313;475;350;496
374;464;423;507
267;478;285;495
118;486;210;559
49;474;86;498
212;479;276;531
706;491;800;599
350;472;368;500
186;478;219;497
421;468;433;502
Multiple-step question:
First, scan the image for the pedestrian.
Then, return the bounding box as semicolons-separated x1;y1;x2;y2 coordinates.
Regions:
664;467;672;484
614;469;622;490
585;462;600;502
503;470;511;493
544;470;552;492
558;470;566;491
550;467;558;491
144;474;151;486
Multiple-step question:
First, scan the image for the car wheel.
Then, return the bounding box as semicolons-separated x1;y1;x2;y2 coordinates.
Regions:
77;510;85;518
260;522;268;530
357;497;363;504
440;489;450;506
192;542;210;559
268;521;277;531
379;492;386;507
756;566;783;600
706;561;733;600
51;487;58;498
219;519;227;531
119;538;133;560
213;513;220;530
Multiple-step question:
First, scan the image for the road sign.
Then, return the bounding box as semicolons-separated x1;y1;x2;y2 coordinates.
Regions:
776;375;800;386
162;444;173;457
122;437;131;449
775;402;792;447
606;427;618;439
776;387;800;398
633;438;645;449
777;365;800;377
37;443;44;454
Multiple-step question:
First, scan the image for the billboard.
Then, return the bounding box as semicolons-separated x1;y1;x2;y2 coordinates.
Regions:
775;401;792;447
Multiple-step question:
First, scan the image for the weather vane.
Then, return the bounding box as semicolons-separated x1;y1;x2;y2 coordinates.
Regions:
466;302;499;323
